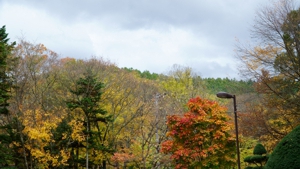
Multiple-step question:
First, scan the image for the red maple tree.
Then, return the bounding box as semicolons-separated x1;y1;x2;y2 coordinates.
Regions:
161;97;236;169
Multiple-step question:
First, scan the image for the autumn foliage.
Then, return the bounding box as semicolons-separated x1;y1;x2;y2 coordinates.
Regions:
161;97;236;169
3;0;300;168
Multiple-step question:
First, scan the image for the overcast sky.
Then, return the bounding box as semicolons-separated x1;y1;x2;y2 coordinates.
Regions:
0;0;270;79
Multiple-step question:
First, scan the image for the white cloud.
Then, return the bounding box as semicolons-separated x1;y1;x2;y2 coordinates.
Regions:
0;0;271;79
0;2;95;57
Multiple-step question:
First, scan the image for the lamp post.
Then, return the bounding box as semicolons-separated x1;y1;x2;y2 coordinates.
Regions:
216;92;241;169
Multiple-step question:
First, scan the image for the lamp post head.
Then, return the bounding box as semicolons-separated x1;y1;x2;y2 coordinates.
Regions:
216;92;234;99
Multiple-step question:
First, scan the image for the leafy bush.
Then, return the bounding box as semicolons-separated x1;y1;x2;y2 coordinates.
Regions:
244;143;268;168
250;155;267;163
265;125;300;169
253;143;267;155
244;156;252;163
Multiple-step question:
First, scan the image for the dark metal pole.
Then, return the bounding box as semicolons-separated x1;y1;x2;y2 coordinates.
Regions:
216;92;241;168
233;95;241;169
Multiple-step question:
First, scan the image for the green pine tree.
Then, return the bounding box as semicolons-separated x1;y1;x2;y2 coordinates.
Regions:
67;73;112;168
0;25;15;115
0;25;18;168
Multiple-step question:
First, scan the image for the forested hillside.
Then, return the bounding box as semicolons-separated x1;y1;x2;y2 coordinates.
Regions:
0;32;253;168
123;67;255;96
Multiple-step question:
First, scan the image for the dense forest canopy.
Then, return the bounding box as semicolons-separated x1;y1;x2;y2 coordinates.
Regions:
0;38;253;168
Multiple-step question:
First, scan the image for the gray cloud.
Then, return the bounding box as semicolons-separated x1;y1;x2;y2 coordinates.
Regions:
0;0;270;79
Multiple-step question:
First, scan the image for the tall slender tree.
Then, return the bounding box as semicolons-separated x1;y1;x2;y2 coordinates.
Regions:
67;72;112;168
236;0;300;146
0;25;15;115
0;25;18;167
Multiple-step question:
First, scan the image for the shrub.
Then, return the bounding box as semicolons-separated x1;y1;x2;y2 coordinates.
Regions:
253;143;267;155
243;143;268;168
265;125;300;169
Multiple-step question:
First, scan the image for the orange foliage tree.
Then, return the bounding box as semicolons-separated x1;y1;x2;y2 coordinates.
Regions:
161;97;236;169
